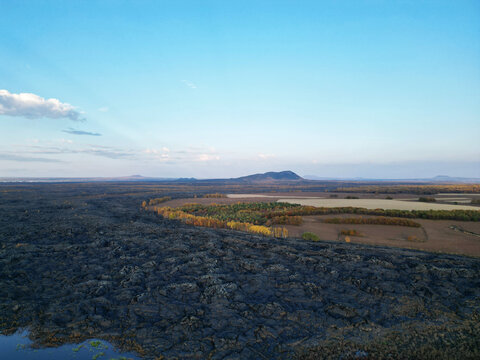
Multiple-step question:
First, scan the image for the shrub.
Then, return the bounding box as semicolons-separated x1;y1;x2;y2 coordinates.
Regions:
324;216;421;227
385;196;393;200
302;232;319;241
345;196;359;199
203;193;227;198
148;197;172;206
471;199;480;205
268;215;303;225
418;197;436;203
340;229;362;237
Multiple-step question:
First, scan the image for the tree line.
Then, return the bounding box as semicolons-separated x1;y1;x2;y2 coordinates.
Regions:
324;216;421;227
266;205;480;221
151;206;289;238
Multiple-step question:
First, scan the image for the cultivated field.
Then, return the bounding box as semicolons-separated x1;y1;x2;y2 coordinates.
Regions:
285;215;480;257
158;192;480;256
276;198;480;210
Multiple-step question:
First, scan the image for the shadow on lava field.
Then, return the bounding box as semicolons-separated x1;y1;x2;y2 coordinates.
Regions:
0;182;479;359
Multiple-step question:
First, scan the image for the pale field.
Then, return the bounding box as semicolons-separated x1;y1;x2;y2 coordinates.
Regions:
227;194;325;199
399;198;473;201
434;197;476;201
437;193;480;196
276;198;480;211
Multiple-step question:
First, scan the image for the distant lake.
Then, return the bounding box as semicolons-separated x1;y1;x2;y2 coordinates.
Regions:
0;331;140;360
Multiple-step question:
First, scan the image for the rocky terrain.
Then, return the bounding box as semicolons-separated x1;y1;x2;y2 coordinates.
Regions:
0;183;479;359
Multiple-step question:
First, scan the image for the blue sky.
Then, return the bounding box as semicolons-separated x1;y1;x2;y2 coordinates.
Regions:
1;0;479;178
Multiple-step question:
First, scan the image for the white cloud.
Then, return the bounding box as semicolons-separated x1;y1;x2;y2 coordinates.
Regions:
258;153;275;160
181;80;197;89
98;106;109;112
144;147;220;162
197;154;220;162
144;148;171;161
0;89;84;121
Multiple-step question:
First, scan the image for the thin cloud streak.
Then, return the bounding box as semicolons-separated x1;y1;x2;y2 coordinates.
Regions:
62;128;102;136
0;153;63;163
11;142;222;164
181;80;197;89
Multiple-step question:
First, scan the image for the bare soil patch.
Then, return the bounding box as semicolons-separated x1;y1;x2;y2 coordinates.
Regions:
285;215;480;257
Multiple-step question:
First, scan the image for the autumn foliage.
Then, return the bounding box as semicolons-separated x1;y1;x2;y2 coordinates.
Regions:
340;229;363;237
267;215;303;226
150;204;289;238
147;197;172;206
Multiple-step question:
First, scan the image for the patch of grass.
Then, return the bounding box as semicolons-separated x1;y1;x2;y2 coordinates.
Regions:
89;340;107;350
302;232;320;241
92;352;105;360
16;343;27;351
72;344;84;352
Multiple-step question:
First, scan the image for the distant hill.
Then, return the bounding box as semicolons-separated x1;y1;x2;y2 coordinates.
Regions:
234;171;303;182
3;172;477;184
303;174;480;183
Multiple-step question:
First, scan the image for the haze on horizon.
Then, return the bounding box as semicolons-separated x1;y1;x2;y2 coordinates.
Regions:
1;0;479;179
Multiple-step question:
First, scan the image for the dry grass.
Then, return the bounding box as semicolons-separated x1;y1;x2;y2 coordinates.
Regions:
276;198;480;211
